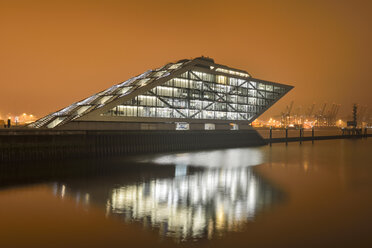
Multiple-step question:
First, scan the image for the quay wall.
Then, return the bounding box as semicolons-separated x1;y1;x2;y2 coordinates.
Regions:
266;134;371;144
0;129;266;162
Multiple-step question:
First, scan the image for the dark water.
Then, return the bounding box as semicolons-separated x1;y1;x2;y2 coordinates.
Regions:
0;139;371;247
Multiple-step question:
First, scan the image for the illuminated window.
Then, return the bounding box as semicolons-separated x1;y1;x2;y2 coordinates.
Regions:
230;123;239;130
119;87;132;95
217;75;227;84
153;71;164;77
98;96;112;104
205;123;215;130
169;63;183;70
137;78;151;86
76;106;90;115
47;117;65;128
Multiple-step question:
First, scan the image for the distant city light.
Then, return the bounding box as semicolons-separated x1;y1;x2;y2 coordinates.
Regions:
251;116;348;129
1;113;37;125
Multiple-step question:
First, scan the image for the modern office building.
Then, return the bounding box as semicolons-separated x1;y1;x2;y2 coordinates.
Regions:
30;57;293;130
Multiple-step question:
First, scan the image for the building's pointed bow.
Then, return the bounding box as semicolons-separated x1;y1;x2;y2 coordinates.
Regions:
30;57;293;129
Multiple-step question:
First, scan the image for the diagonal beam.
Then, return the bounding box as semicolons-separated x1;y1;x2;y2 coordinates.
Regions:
227;103;248;120
257;91;265;98
238;80;248;88
149;90;188;118
227;80;248;95
189;101;215;118
202;83;226;102
248;81;257;89
249;81;266;98
189;71;202;81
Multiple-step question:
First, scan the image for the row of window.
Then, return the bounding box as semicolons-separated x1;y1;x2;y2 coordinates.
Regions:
152;86;277;100
125;96;265;111
126;94;269;108
104;106;258;120
160;83;279;99
125;92;269;108
176;71;286;92
164;77;285;93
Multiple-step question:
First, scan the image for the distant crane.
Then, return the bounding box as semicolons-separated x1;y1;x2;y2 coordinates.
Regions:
276;102;341;127
327;103;340;126
315;103;327;126
281;101;294;127
333;104;341;124
307;103;315;118
320;103;327;117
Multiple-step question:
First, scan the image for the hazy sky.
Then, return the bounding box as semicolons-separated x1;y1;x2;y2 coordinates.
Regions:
1;0;371;120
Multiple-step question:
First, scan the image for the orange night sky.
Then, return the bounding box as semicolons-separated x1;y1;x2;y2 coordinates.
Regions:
1;0;371;120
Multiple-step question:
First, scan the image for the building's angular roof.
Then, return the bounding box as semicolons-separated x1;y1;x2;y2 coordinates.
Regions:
30;57;292;128
29;59;192;128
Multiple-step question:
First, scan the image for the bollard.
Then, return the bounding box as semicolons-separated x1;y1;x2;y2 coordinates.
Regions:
299;127;302;145
285;127;288;146
365;128;368;138
269;126;272;146
312;126;314;144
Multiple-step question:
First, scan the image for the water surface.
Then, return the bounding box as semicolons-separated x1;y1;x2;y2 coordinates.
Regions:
0;139;371;247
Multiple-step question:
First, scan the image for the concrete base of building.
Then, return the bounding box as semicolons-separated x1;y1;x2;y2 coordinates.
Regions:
58;121;254;131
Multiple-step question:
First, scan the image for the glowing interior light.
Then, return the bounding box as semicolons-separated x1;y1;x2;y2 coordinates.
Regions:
216;75;227;84
138;78;151;86
98;96;112;105
216;68;249;77
76;106;90;115
169;63;183;70
119;87;132;95
47;117;65;128
154;71;167;78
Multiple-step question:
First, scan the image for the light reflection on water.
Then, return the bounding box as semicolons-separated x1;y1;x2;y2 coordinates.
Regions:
53;148;284;241
142;147;265;168
107;167;277;240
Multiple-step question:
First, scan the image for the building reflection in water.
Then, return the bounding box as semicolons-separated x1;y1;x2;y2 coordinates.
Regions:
108;167;282;240
53;148;284;241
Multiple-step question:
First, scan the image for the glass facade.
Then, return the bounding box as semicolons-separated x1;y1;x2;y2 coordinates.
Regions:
30;57;292;128
103;71;287;121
